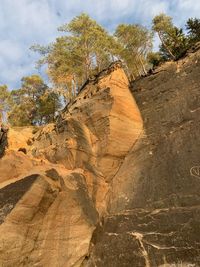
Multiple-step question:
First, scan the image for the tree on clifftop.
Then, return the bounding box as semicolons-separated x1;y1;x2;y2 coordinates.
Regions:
58;13;115;79
114;24;152;78
186;18;200;44
31;13;117;101
152;13;176;60
8;75;60;126
152;13;188;60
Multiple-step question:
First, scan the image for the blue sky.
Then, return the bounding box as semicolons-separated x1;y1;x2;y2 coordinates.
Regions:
0;0;200;89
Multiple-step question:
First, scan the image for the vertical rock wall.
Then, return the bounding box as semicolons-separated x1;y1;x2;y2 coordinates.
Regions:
87;50;200;267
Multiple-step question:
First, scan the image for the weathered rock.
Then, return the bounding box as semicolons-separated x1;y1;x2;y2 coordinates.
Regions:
87;49;200;266
0;62;143;266
86;207;200;267
0;50;200;267
7;127;35;151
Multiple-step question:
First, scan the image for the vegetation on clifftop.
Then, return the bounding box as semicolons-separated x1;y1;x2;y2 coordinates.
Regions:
0;13;200;126
1;75;60;126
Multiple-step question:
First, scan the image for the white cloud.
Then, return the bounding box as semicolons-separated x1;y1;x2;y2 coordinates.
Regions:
0;60;36;87
0;0;60;88
0;0;200;88
0;40;23;62
0;0;59;42
170;0;200;26
176;0;200;11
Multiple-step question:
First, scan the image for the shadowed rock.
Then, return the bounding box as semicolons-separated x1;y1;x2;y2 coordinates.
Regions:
0;174;38;224
86;48;200;267
0;53;200;267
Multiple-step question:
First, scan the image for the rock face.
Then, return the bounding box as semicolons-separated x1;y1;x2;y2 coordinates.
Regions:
0;50;199;267
87;50;200;266
0;62;143;267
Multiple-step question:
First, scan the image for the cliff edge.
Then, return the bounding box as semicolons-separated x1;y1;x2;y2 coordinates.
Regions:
0;52;200;267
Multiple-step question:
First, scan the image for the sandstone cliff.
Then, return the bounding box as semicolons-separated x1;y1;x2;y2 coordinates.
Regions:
0;51;199;267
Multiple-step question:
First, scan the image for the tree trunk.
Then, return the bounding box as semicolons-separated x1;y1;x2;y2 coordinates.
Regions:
72;76;77;97
0;110;3;125
131;49;144;77
134;58;142;77
158;32;176;60
96;55;101;72
138;55;147;75
84;40;91;79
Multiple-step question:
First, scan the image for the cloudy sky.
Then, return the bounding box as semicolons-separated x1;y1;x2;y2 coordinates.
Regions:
0;0;200;89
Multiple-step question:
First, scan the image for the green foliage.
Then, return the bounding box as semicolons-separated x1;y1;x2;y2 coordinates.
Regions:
8;75;61;126
160;27;188;60
114;24;153;77
152;13;189;60
30;12;200;92
147;52;163;67
37;91;60;123
31;13;117;100
8;103;32;127
186;18;200;44
4;13;200;128
152;13;174;34
152;13;176;60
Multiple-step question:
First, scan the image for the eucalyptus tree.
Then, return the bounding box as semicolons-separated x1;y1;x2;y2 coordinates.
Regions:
115;23;153;77
31;13;117;101
8;75;60;126
152;13;188;60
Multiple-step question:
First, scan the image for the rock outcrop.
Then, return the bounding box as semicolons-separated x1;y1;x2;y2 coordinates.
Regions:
87;49;200;266
0;50;200;267
0;62;143;267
